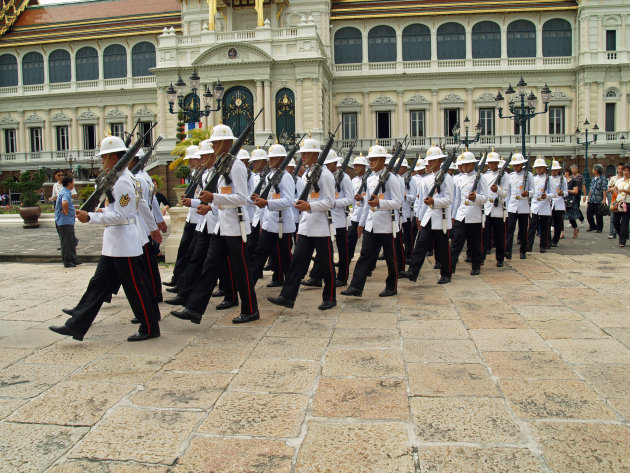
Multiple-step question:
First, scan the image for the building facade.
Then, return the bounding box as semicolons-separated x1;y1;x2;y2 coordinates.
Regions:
1;0;629;195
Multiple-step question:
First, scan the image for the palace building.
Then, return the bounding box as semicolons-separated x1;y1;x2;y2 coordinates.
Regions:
1;0;628;196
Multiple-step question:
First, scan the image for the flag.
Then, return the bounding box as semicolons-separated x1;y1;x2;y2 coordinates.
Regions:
186;121;203;133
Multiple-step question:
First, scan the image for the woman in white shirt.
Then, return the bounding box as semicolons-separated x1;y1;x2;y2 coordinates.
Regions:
612;164;630;247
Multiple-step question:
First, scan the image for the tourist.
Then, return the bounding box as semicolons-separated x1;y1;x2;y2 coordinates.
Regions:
607;163;624;239
612;164;630;248
565;166;585;238
54;175;79;268
585;164;607;233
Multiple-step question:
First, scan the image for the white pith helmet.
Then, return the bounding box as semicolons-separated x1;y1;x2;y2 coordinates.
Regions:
96;136;127;157
249;148;268;162
425;144;447;161
486;150;501;163
196;140;213;157
324;149;339;165
457;151;477;165
210;124;236;142
267;144;288;158
551;160;562;170
237;149;250;160
510;153;527;165
299;138;320;154
533;157;547;168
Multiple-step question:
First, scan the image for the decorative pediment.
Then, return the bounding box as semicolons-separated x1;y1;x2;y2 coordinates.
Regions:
51;111;70;122
440;93;464;104
193;43;274;67
549;91;571;101
135;107;155;117
0;115;18;125
405;95;429;105
476;92;496;102
338;97;360;107
106;109;126;119
371;96;395;106
25;113;43;123
79;111;98;120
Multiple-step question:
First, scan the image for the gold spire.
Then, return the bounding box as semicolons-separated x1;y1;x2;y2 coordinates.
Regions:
308;130;312;138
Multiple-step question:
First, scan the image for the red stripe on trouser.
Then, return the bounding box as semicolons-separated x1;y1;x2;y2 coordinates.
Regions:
128;258;151;335
276;241;282;280
391;236;398;291
145;245;157;297
480;225;484;255
240;240;254;313
398;235;406;267
343;231;349;280
446;230;452;276
327;238;334;301
226;255;237;303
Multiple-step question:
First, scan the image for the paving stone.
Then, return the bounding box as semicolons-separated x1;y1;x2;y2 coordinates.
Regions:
470;329;549;351
532;422;630;473
0;363;74;398
336;312;398;329
399;304;460;320
453;298;514;315
606;327;630;347
400;319;469;339
199;391;308;437
582;311;630;328
107;333;194;357
266;316;335;338
411;397;523;443
69;407;202;464
130;371;231;409
574;364;630;398
499;379;617;420
23;340;116;366
460;311;528;329
511;305;583;321
403;339;481;363
342;299;400;313
529;319;607;339
215;310;280;326
322;348;405;378
294;422;413;473
0;398;27;420
483;351;578;379
195;326;267;347
229;359;319;393
0;422;88;473
312;377;408;420
164;345;250;373
47;461;168;473
250;336;328;360
0;328;62;349
70;354;168;384
172;437;293;473
0;347;33;368
548;339;630;364
329;328;399;349
407;363;499;397
417;446;546;473
8;381;132;426
607;398;630;419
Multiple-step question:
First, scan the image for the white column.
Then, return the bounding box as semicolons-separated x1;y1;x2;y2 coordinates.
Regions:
597;82;604;129
126;107;133;134
621;81;628;132
536;26;543;59
98;105;105;142
431;27;437;61
465;26;472;61
621;15;627;52
362;91;370;138
362;30;368;64
312;78;319;131
396;90;404;137
396;29;403;62
500;24;507;59
583;82;591;123
597;17;603;51
157;90;167;136
70;110;79;150
431;89;439;137
256;80;264;132
466;88;473;122
296;79;303;132
18;111;26;152
264;79;272;133
44;111;52;151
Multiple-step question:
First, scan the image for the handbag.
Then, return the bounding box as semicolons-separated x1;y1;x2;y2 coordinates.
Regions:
598;202;610;216
565;194;574;208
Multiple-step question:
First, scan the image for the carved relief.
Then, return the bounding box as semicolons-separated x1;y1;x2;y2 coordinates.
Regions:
51;111;70;122
193;44;273;66
440;93;464;103
79;111;97;120
549;91;570;101
476;92;496;102
0;115;18;125
25;113;43;123
106;109;125;119
372;96;395;106
135;107;155;117
406;95;429;104
339;97;360;107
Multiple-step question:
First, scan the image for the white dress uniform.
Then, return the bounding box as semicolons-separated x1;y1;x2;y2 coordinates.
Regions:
527;172;554;251
483;170;510;219
549;175;568;212
332;173;353;229
359;170;403;233
292;177;305;225
530;174;553;216
248;172;261;226
506;170;535;214
212;159;251;237
351;175;364;223
482;169;510;264
261;171;297;235
138;169;165;225
297;167;336;237
452;172;489;223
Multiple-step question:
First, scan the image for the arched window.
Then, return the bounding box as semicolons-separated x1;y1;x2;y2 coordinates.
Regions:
0;54;18;87
543;19;572;57
76;47;98;81
437;22;465;60
131;42;155;77
49;49;71;83
222;86;255;145
368;25;396;62
334;27;362;64
103;44;127;79
276;88;296;140
402;24;431;61
22;52;44;85
507;20;536;58
472;21;501;58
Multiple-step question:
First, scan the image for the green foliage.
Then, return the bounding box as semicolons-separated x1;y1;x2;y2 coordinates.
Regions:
176;109;186;144
3;170;46;207
79;185;95;202
174;164;191;180
151;174;163;189
170;127;211;159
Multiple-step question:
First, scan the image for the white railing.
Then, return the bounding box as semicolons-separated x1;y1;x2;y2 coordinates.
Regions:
104;78;128;87
56;151;69;159
543;57;572;66
605;132;619;141
0;86;18;94
2;153;16;160
508;58;536;66
472;59;500;67
369;62;396;71
335;63;362;72
23;85;44;93
132;76;156;85
77;80;98;88
403;60;431;70
177;35;201;45
437;59;465;68
50;82;71;90
216;30;255;41
272;27;298;38
28;152;41;160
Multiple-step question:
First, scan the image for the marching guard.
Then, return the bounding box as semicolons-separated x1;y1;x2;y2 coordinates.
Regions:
527;157;553;253
506;153;534;260
348;154;370;263
482;150;510;267
549;161;568;247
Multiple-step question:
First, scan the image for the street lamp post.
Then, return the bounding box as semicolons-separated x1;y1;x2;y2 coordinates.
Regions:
576;119;599;191
166;69;225;122
495;77;552;156
65;154;77;176
452;115;482;148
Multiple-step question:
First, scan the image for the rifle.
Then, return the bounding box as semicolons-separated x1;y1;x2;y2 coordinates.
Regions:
425;145;459;234
493;151;513;207
131;136;162;174
259;134;305;200
124;119;141;147
292;157;303;181
297;122;341;202
391;137;411;175
470;152;488;194
203;108;264;193
81;122;157;211
404;157;419;190
184;167;204;199
543;157;554;196
251;165;271;196
371;138;405;198
334;139;356;190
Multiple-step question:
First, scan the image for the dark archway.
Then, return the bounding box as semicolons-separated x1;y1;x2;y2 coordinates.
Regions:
222;86;254;145
275;88;295;143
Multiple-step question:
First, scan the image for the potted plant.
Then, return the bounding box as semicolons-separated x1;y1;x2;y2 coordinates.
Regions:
3;169;46;228
169;126;211;205
79;185;95;203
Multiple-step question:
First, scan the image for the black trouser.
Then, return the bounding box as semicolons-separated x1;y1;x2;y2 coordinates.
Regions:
407;220;451;278
172;221;197;285
395;229;406;271
310;227;349;282
249;230;292;284
178;231;212;303
347;221;360;263
142;240;162;303
483;216;506;262
506;212;529;255
58;224;78;265
451;220;482;272
186;234;257;316
586;202;604;231
402;219;414;259
66;255;160;337
247;223;261;260
527;214;551;250
281;235;336;303
551;210;565;245
613;207;630;245
349;230;398;292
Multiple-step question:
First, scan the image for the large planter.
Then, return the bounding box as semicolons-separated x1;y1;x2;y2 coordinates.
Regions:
18;206;42;228
174;188;188;206
164;207;189;263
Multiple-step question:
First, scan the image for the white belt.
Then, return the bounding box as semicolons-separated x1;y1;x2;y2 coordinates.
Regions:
105;217;136;227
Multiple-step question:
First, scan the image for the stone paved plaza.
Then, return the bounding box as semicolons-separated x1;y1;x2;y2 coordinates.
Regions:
1;232;630;472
